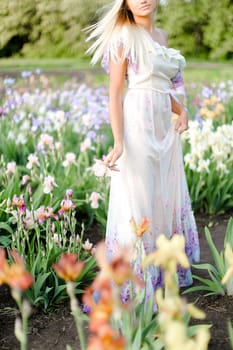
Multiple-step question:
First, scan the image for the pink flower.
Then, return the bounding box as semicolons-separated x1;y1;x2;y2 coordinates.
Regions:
6;162;17;175
65;189;73;199
83;239;93;251
62;153;76;167
80;138;94;152
59;199;75;215
21;175;30;185
26;154;39;169
43;175;58;194
38;133;54;150
12;194;26;212
92;159;111;177
89;192;102;209
35;206;58;223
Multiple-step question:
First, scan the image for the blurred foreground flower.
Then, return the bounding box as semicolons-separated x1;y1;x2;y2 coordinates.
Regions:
143;234;189;272
0;249;33;350
53;253;84;282
222;243;233;285
163;320;210;350
53;253;86;350
83;242;127;350
95;241;140;286
156;288;205;323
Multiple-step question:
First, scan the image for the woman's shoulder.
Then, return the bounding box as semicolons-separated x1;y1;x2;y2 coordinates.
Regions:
154;27;168;47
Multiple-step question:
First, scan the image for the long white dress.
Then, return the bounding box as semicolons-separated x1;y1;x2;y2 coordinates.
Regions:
102;25;200;302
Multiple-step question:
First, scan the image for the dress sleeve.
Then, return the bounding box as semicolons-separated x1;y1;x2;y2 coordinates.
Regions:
170;70;187;108
101;44;138;75
101;25;138;75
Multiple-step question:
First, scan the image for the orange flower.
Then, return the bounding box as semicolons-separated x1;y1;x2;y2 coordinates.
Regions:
53;253;85;281
130;216;151;237
95;242;133;286
89;300;113;333
136;217;151;237
0;249;33;291
0;249;8;285
87;333;125;350
94;242;144;287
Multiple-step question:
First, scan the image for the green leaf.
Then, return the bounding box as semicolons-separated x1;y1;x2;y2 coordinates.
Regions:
132;320;142;350
187;324;212;337
224;217;233;247
0;222;13;235
142;319;158;340
205;227;225;275
0;235;11;247
228;321;233;349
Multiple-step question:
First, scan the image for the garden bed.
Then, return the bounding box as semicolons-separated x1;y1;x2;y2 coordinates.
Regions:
0;212;232;350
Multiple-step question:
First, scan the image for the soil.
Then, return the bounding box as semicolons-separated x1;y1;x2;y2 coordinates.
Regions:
0;213;233;350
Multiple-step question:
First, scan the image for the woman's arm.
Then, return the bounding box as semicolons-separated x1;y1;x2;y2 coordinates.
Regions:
104;56;128;166
158;28;188;134
170;94;188;134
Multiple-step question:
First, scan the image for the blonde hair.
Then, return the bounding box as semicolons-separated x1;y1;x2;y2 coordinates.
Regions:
85;0;136;65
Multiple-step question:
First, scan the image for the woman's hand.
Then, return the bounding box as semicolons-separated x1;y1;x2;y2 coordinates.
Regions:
104;143;123;169
175;109;189;134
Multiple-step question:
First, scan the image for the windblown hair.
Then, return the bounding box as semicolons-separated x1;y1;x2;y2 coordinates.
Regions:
85;0;136;65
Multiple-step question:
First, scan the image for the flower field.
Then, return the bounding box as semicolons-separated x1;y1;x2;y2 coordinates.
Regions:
0;70;233;349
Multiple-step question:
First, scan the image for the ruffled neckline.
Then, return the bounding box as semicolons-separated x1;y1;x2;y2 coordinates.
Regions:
138;26;186;69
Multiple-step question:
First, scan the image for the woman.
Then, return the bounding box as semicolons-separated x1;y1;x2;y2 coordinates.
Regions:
86;0;200;301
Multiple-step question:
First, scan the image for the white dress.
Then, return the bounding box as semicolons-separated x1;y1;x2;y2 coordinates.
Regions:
102;25;200;302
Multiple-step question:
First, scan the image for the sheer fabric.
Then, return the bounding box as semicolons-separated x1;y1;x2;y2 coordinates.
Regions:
103;25;200;302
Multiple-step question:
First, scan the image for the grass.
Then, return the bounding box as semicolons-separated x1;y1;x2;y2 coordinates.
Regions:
0;57;232;86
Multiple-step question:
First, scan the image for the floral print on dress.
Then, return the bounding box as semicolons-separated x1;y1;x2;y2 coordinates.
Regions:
104;26;200;305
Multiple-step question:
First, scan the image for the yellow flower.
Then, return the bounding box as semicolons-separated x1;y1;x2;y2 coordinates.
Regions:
206;110;215;119
143;234;190;271
163;320;210;350
156;289;205;323
199;107;208;117
222;243;233;285
187;303;206;320
215;102;225;113
203;98;211;106
210;95;219;104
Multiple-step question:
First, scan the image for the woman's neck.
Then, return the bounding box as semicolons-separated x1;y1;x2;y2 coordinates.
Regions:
133;16;155;33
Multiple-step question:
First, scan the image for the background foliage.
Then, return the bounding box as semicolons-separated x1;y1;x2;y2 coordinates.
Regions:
0;0;232;59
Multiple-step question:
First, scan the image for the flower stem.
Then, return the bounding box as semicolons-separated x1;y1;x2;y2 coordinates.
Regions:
66;282;86;350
